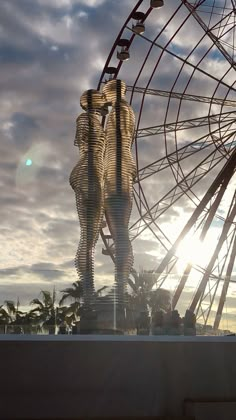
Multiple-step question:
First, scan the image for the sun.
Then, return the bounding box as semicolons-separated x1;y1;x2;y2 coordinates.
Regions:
176;235;215;274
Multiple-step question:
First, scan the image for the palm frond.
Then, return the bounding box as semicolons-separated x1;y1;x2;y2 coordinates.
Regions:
4;300;16;315
30;298;44;308
40;290;53;307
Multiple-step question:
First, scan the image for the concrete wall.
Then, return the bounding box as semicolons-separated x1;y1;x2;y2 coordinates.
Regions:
1;335;236;419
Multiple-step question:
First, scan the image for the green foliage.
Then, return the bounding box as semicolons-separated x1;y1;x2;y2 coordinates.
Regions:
128;269;171;315
0;271;171;334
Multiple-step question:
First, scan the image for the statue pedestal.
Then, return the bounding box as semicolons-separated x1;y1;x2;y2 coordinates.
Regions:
95;304;126;334
77;306;126;334
79;310;98;334
136;311;150;336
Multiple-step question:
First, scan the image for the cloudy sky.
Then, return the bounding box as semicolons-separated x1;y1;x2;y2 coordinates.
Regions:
1;0;236;329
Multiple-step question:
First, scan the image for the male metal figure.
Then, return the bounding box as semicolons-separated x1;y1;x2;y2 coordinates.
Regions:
102;79;136;314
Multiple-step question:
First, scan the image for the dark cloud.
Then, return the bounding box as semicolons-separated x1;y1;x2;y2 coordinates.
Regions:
0;262;65;280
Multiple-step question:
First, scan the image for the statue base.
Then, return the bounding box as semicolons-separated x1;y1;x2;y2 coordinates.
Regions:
78;306;126;334
95;303;126;334
78;309;98;334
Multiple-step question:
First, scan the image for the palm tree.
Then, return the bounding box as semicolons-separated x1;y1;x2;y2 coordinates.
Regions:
148;288;171;315
59;281;83;306
0;305;11;333
127;270;154;311
127;269;171;327
30;289;57;334
0;299;38;334
59;281;83;323
1;299;27;333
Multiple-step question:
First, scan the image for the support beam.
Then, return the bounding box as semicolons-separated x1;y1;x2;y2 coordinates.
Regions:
172;177;232;308
190;192;236;312
214;233;236;330
153;150;236;285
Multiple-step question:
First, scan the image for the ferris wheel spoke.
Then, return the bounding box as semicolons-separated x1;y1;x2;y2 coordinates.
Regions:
127;86;236;108
130;147;230;241
151;154;236;296
132;129;236;238
137;118;236;182
172;175;231;309
133;188;171;250
183;1;236;67
127;85;236;107
136;110;236;138
127;27;236;94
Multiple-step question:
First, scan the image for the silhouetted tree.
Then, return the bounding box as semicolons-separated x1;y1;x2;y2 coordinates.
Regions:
128;269;171;314
30;289;57;334
0;305;11;333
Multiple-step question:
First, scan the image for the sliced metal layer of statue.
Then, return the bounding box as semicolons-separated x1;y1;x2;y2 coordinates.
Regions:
102;79;136;310
70;90;105;312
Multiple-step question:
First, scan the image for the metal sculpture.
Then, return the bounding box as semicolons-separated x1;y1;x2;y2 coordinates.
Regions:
70;90;105;312
102;79;136;311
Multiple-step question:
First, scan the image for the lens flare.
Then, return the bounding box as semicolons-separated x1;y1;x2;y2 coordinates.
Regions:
16;143;51;187
25;159;32;166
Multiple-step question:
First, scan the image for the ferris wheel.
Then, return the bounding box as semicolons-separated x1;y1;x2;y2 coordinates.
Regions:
97;0;236;330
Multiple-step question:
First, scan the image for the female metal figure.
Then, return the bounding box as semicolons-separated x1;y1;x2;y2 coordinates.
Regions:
70;90;105;312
